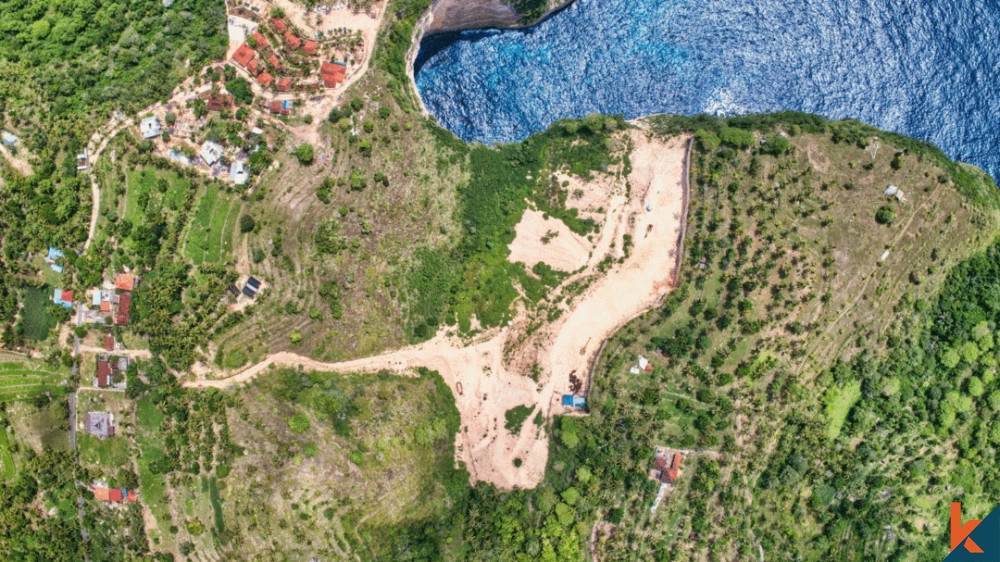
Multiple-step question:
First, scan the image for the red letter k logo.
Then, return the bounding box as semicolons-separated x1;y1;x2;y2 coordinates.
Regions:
952;502;984;553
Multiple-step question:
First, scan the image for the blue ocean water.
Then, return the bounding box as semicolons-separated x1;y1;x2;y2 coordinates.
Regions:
414;0;1000;179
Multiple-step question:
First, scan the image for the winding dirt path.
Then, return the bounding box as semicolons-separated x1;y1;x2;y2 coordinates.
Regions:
185;130;691;490
83;117;133;251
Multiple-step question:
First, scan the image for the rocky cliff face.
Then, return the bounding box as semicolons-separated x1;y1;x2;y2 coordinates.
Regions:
424;0;569;35
426;0;523;34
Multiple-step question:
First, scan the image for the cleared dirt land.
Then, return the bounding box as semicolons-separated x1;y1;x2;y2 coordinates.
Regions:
186;129;690;489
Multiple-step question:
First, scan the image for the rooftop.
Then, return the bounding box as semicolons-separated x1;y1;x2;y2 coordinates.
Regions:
139;116;161;139
84;412;114;438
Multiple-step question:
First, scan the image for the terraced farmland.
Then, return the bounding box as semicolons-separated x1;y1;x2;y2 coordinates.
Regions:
0;360;67;402
184;184;241;265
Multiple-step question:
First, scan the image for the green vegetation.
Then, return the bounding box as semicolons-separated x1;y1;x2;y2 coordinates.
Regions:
0;360;67;402
19;287;57;342
0;428;14;481
504;405;533;434
0;0;225;143
184;184;241;265
404;115;623;339
822;380;861;439
875;204;897;225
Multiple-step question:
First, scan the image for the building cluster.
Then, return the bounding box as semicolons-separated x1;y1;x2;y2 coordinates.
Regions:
230;17;348;97
93;485;138;504
81;273;136;325
138;115;253;186
629;354;654;374
96;355;129;389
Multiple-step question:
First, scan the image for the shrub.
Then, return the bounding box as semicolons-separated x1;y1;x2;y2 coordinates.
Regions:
719;127;755;149
288;413;311;433
226;77;254;105
239;214;255;233
294;143;315;166
694;129;721;152
891;152;904;170
875;206;897;225
760;134;790;155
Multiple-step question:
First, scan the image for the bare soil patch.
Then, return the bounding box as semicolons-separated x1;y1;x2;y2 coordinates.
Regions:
507;207;591;272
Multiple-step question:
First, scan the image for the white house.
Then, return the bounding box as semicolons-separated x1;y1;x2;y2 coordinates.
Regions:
229;160;249;185
200;141;224;166
140;117;161;139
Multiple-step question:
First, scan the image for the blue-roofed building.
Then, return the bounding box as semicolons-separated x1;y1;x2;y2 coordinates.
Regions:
562;395;586;408
45;247;66;274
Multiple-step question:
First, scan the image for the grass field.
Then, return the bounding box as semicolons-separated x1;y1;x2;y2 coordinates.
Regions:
21;286;57;341
135;394;173;549
124;168;193;225
823;380;862;440
0;360;67;402
183;184;241;265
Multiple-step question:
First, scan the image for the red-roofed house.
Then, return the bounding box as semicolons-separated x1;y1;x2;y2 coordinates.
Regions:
257;71;274;88
232;43;255;68
303;40;318;56
109;488;123;502
664;467;679;484
284;32;301;50
651;450;684;486
93;487;111;501
127;489;137;503
114;273;135;292
321;62;347;89
103;335;114;352
267;101;291;116
205;93;234;112
251;31;269;48
100;301;111;313
268;54;282;70
61;289;73;303
115;293;131;326
276;77;293;92
270;18;287;32
97;361;112;388
247;58;260;75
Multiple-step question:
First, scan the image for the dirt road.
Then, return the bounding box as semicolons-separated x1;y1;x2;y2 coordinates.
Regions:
184;129;691;490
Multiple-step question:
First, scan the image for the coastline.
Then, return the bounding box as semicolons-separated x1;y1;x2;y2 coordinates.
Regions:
406;0;576;118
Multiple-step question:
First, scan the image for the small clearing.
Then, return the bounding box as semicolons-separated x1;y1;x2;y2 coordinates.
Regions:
507;207;591;272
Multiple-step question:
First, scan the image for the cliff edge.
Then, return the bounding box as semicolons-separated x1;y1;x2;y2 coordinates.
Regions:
425;0;569;35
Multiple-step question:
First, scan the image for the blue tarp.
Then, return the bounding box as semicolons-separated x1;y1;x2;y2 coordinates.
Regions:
282;100;293;109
